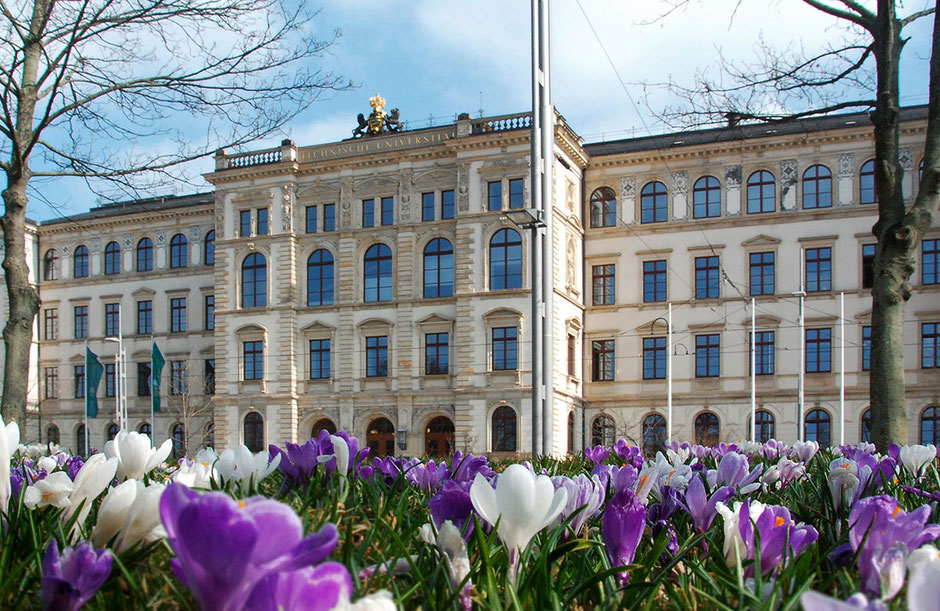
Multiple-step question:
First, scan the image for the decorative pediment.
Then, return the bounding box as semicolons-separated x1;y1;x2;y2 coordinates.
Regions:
353;175;399;193
634;318;670;335
296;181;341;200
416;314;455;326
234;323;267;335
357;317;393;330
483;307;524;320
301;321;336;334
413;168;457;188
132;350;151;359
132;287;156;298
741;234;782;247
741;314;782;327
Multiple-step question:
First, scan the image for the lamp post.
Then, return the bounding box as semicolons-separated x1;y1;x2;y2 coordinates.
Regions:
650;305;672;443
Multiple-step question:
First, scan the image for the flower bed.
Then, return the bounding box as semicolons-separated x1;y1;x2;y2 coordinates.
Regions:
2;419;940;609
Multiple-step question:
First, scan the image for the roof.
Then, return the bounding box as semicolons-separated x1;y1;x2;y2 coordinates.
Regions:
583;105;929;157
41;192;214;226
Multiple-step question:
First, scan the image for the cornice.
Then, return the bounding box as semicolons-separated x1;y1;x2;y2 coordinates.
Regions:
39;205;213;236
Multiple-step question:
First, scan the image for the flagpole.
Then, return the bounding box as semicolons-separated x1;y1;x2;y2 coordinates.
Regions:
151;335;155;446
84;340;89;456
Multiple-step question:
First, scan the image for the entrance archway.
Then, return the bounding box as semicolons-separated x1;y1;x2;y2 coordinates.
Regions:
424;416;455;457
367;417;395;457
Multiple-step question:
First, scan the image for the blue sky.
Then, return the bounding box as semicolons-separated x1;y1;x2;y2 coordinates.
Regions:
32;0;934;220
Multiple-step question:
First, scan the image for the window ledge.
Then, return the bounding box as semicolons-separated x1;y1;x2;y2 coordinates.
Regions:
487;370;521;386
239;380;266;394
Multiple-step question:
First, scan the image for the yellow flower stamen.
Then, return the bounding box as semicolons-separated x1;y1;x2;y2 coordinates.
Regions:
774;516;785;528
238;500;246;509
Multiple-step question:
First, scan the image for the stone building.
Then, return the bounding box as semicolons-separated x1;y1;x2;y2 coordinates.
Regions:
14;105;940;455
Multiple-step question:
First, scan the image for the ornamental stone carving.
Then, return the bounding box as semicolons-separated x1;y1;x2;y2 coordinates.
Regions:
399;171;413;223
725;165;742;188
189;224;202;242
457;164;470;212
281;184;294;232
122;235;132;248
156;231;167;245
899;147;914;171
672;171;689;194
91;238;101;254
61;245;70;256
620;176;635;199
838;153;855;177
780;160;797;186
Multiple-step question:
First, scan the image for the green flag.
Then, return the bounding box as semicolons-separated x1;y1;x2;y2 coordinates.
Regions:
85;347;104;418
152;341;165;412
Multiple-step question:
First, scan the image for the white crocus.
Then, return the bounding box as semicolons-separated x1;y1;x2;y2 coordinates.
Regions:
171;459;215;488
64;453;119;533
470;464;567;580
104;430;173;481
318;434;350;477
907;545;940;611
899;444;937;479
36;456;58;473
6;420;20;454
213;445;280;486
827;458;860;515
114;482;167;553
23;471;75;509
715;500;766;566
93;480;142;547
0;415;10;513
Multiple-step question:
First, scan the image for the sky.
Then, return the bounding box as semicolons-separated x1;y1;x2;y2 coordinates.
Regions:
30;0;934;220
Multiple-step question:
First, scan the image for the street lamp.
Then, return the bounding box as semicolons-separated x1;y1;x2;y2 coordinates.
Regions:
104;336;127;431
649;304;672;443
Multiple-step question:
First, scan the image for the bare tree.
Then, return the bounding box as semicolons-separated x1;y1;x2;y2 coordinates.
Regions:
651;1;938;449
165;359;214;456
0;0;349;427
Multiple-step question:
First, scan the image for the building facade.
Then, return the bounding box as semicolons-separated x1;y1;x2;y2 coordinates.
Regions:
14;106;940;456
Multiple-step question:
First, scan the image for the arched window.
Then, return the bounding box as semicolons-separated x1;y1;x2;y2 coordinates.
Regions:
424;238;454;298
106;423;120;441
171;423;185;458
590;187;617;227
694;412;720;447
136;238;153;272
489;229;522;290
591;415;616;447
204;230;215;266
138;422;152;440
43;249;58;281
74;245;89;278
643;413;666;457
640;181;668;223
367;417;395;458
170;234;188;268
46;424;60;445
747;171;776;213
567;411;575;453
425;416;455;457
921;406;940;445
805;409;831;447
860;159;877;204
491;406;517;452
755;410;775;443
104;241;121;275
802;165;832;209
312;418;336;438
861;408;872;443
307;250;335;306
76;425;86;456
692;176;721;218
241;253;267;308
244;412;264;452
363;244;393;302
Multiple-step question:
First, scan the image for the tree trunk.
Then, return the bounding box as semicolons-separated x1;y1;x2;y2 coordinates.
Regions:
0;175;40;427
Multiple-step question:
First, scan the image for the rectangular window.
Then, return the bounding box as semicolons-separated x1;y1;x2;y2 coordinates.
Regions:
137;362;151;397
74;306;88;339
105;303;120;337
441;190;455;219
256;208;269;235
806;328;832;373
244;341;264;380
422;192;435;222
362;199;375;228
44;367;58;399
806;247;832;292
205;295;214;331
567;334;577;377
923;239;938;285
749;252;775;296
862;325;872;371
695;256;720;299
366;336;388;377
74;365;85;399
695;334;720;377
643;260;667;303
509;178;524;209
44;308;58;341
306;205;318;233
170;360;187;395
862;244;876;289
754;331;775;375
425;332;449;375
204;359;215;395
105;363;116;398
923;322;939;369
323;204;336;231
239;210;252;237
170;298;187;333
309;339;331;379
492;327;518;371
487;181;502;211
380;196;394;225
137;301;152;335
591;340;615;381
592;264;615;306
643;337;666;380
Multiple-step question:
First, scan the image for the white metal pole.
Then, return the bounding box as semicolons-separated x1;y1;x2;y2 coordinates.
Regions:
840;292;845;446
538;0;554;455
114;352;120;428
798;248;805;442
751;297;756;442
667;302;673;443
84;340;89;455
529;0;543;457
151;336;155;445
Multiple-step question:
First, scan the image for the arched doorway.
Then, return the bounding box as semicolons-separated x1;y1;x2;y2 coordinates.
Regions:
425;416;455;457
367;417;395;457
491;406;517;452
312;418;337;438
244;412;264;452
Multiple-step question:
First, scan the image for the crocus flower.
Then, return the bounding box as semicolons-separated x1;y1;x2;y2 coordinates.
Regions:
41;541;113;611
214;446;281;487
0;414;10;513
171;459;215;489
160;482;340;611
24;472;75;509
372;456;403;483
602;487;647;585
907;545;940;611
682;473;734;534
405;459;450;493
103;430;172;481
421;520;472;611
801;591;887;610
899;444;937;479
6;419;19;453
317;434;350;479
450;451;493;482
790;440;820;464
245;563;396;611
716;451;762;494
716;500;818;576
550;474;606;537
114;482;166;553
429;479;475;539
269;439;322;490
762;458;806;490
612;440;644;469
470;464;567;581
584;445;610;465
828;458;860;515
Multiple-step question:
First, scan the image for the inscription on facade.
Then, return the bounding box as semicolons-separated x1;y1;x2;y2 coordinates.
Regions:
299;129;457;162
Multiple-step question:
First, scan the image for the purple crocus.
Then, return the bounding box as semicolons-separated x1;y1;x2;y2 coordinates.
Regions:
65;456;84;481
244;562;353;611
405;459;450;493
551;474;606;538
160;482;340;611
682;473;734;534
429;479;476;539
584;445;610;465
716;500;818;577
41;541;113;611
602;488;647;585
611;440;644;469
449;451;493;482
715;451;761;494
269;439;323;490
848;495;940;599
372;456;404;484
